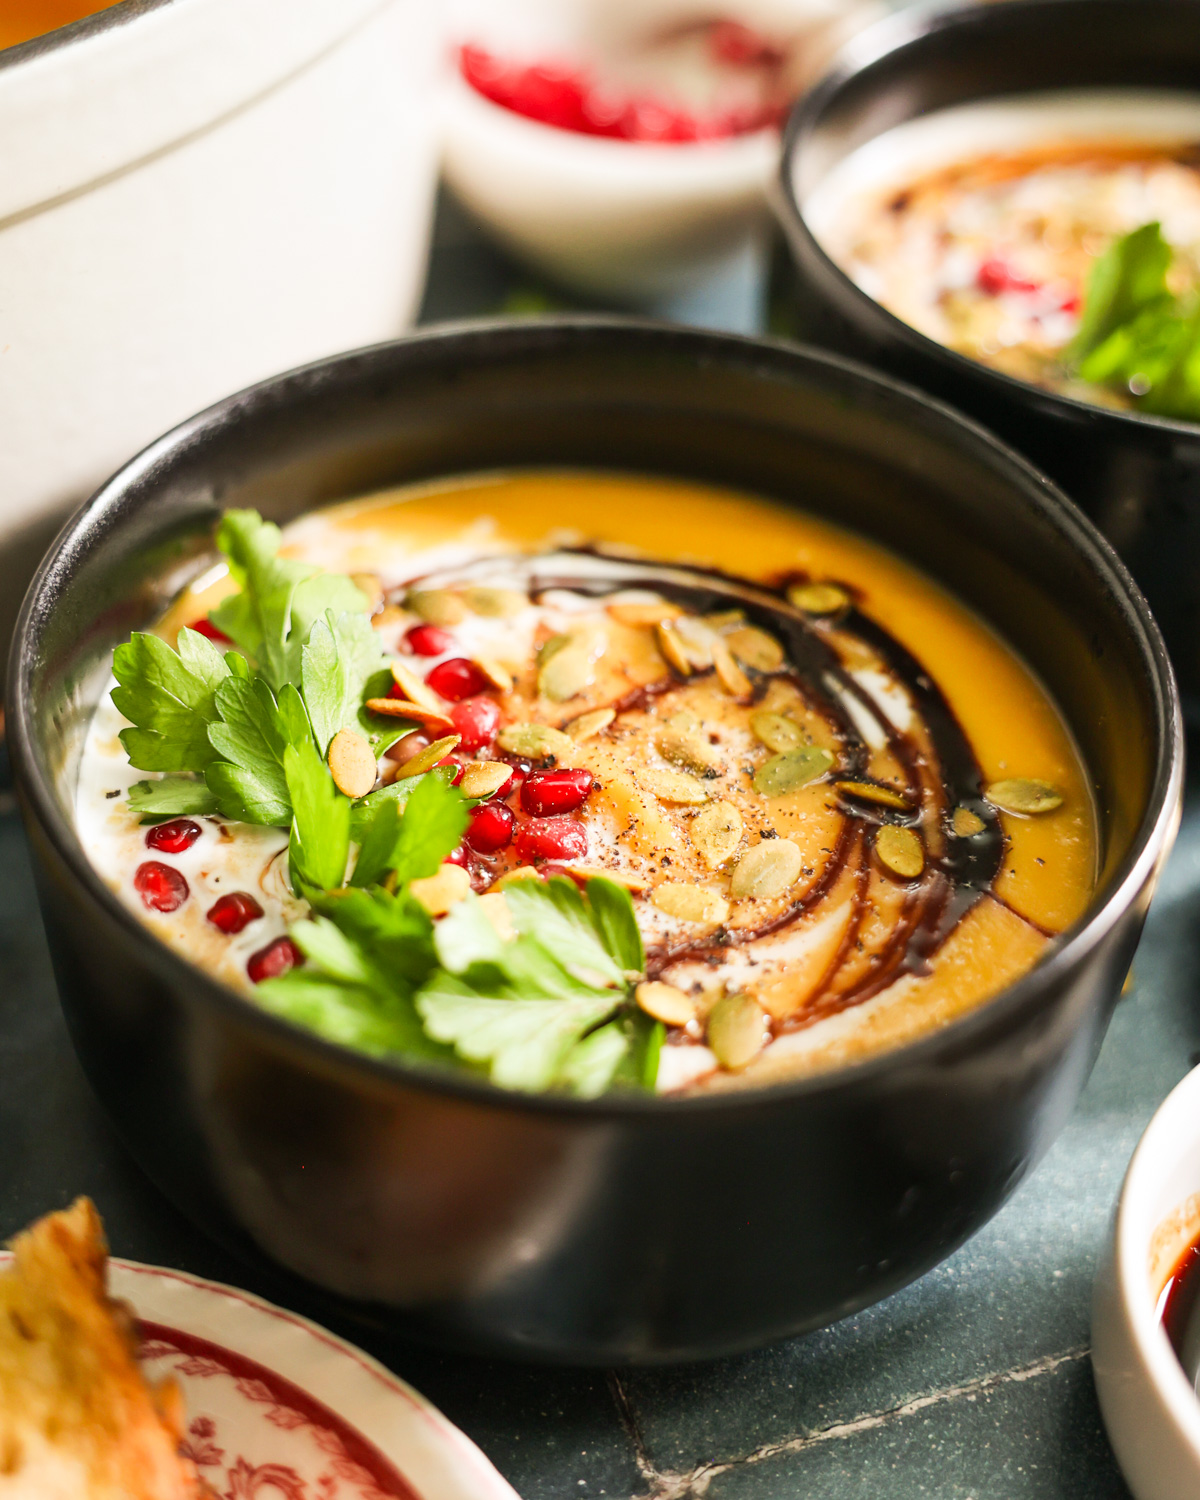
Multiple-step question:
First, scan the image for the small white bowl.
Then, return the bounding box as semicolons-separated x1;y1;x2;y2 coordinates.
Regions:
443;0;880;301
1094;1064;1200;1499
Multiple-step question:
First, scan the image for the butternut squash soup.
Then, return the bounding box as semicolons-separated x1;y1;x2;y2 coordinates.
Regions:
0;0;120;50
76;472;1096;1096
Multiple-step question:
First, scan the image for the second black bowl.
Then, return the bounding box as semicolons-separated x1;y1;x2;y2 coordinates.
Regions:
7;319;1182;1362
777;0;1200;715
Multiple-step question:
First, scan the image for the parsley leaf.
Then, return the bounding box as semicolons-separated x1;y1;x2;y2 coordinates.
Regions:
204;677;303;826
128;777;220;821
1069;221;1173;361
301;609;392;754
501;876;627;988
350;773;468;889
112;627;230;773
210;510;366;691
284;736;351;893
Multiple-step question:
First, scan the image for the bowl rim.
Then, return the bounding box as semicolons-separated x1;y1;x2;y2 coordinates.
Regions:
0;0;168;74
777;0;1200;442
1112;1063;1200;1456
8;314;1184;1119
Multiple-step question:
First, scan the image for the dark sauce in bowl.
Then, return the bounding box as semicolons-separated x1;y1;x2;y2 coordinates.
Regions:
1161;1232;1200;1388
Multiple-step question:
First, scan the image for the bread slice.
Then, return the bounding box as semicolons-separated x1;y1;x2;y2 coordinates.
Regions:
0;1198;201;1498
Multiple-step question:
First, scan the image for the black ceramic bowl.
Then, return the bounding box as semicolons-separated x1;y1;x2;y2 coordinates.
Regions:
776;0;1200;715
7;319;1182;1364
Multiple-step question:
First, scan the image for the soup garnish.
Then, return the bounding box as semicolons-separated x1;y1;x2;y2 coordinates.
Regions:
78;473;1096;1096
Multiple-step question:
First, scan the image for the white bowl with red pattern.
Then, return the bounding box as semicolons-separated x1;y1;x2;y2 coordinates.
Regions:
443;0;880;300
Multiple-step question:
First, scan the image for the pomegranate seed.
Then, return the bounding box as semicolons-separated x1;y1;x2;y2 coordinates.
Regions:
1061;292;1082;314
427;657;490;702
977;257;1039;296
134;861;189;913
187;617;231;644
521;768;595;817
404;623;457;656
446;844;470;867
709;20;785;67
144;818;202;854
450;695;501;752
465;801;515;853
247;937;302;984
515;817;588;863
206;891;264;935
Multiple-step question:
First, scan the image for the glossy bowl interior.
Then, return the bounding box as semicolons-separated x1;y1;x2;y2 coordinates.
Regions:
775;0;1200;715
9;319;1182;1362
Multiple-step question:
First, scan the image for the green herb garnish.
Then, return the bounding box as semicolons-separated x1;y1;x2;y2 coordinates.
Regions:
1069;221;1200;420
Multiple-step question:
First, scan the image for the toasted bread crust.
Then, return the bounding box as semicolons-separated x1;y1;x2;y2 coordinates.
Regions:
0;1198;201;1499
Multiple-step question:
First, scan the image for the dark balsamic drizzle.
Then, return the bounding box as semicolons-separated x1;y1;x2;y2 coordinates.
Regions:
401;550;1022;1027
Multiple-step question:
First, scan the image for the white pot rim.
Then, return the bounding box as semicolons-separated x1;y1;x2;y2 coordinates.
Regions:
0;0;395;223
1114;1065;1200;1458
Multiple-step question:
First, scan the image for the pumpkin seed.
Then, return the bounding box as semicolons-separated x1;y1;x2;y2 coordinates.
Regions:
726;626;784;672
788;581;851;615
952;806;986;838
539;643;596;702
410;862;471;916
568;708;616;742
730;838;803;899
875;825;925;880
497;722;576;764
327;727;377;799
707;993;766;1070
713;640;752;698
400;734;461;777
656;620;695;677
405;588;466;626
458;760;512;799
690;800;744;867
608;599;681;628
390;659;443;714
462;585;526;618
651;882;730;925
474;655;514;693
636;981;696;1027
642;768;710;805
350;572;385;614
836;779;911;811
750;711;804;753
493;866;544;890
753;746;834;797
567;865;650;892
656;724;718;773
364;699;454;733
673;616;717;669
702;609;746;631
984;778;1064;815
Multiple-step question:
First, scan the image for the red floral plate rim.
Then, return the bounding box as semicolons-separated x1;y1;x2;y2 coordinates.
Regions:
0;1252;520;1500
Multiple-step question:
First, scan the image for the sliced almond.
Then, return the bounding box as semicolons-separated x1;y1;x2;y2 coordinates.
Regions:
462;585;527;618
350;573;385;614
651;882;730;925
673;616;717;669
458;761;512;799
400;734;461;777
984;778;1064;815
410;862;471;916
493;866;544;891
836;780;911;811
327;727;378;799
636;981;696;1027
655;620;695;677
642;768;710;805
390;659;443;714
568;708;616;742
730;838;803;900
656;724;718;774
497;722;576;764
788;581;851;615
607;599;682;628
712;640;752;698
953;806;986;838
726;626;784;673
875;825;925;880
478;890;515;941
406;588;466;626
707;993;767;1070
474;655;514;693
365;698;454;733
690;800;744;867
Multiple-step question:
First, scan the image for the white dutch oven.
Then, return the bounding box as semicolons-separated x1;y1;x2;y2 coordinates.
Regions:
0;0;442;639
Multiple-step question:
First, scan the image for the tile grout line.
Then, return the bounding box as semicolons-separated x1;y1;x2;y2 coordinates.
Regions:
621;1345;1091;1500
